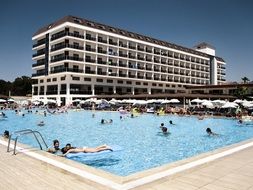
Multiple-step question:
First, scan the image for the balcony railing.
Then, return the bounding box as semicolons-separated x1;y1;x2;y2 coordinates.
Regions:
98;38;107;43
50;67;84;74
51;44;84;52
86;35;96;41
97;60;107;65
119;53;127;57
46;91;58;95
85;47;96;52
51;31;84;41
85;58;96;63
70;90;92;95
97;72;107;75
32;60;46;67
119;73;127;77
85;70;96;74
119;63;127;67
32;72;45;77
51;55;84;63
33;51;45;57
97;49;107;54
33;39;46;48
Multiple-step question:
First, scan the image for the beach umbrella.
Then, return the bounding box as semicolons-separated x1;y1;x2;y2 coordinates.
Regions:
169;99;180;103
202;101;214;108
109;98;118;104
161;100;171;104
191;98;203;103
147;99;158;104
47;99;56;104
0;99;6;103
233;99;243;103
221;102;239;108
73;99;82;102
133;100;147;105
8;98;15;102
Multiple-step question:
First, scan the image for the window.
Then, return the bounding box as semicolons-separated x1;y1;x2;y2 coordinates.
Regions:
152;83;156;86
61;76;65;81
166;84;170;87
84;78;91;81
117;80;123;84
52;78;57;82
40;79;44;83
126;81;132;84
47;78;51;82
96;78;103;82
159;84;163;87
143;82;148;86
72;77;80;81
107;79;113;83
136;82;141;85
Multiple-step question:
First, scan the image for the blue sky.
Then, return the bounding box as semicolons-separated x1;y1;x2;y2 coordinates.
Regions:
0;0;252;82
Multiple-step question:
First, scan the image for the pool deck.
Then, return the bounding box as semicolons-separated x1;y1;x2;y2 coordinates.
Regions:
1;138;253;190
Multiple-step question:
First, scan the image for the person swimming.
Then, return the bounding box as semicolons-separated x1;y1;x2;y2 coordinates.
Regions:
2;130;9;139
206;128;218;136
160;123;170;134
61;143;112;156
169;120;175;125
37;121;45;127
101;119;113;124
47;139;61;154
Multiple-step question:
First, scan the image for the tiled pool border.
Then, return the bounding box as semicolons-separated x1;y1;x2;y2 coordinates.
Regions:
1;138;253;190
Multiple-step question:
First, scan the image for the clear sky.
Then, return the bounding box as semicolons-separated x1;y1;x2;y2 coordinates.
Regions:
0;0;252;82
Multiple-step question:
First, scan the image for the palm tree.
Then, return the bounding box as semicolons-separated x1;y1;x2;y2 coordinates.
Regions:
241;77;250;84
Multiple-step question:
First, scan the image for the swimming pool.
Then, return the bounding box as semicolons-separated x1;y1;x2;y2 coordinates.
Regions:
1;110;253;176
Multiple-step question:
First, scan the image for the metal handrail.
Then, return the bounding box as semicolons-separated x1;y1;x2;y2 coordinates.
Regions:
7;129;48;155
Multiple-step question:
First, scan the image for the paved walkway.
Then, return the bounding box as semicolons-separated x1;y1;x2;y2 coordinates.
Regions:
1;141;253;190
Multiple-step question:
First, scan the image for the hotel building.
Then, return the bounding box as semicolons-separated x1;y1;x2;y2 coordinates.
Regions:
32;15;226;105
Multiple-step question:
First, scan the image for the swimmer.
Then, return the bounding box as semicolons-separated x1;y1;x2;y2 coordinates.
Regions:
169;120;175;125
2;130;9;139
62;144;112;156
44;111;47;117
206;128;218;136
160;123;170;134
101;119;113;124
37;121;45;127
47;139;60;154
92;113;95;118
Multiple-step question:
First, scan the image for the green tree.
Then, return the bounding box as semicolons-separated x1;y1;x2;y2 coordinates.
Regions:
0;80;12;96
241;77;250;84
234;86;248;98
11;76;32;96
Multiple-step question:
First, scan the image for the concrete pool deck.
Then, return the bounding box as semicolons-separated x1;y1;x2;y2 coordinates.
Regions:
1;138;253;190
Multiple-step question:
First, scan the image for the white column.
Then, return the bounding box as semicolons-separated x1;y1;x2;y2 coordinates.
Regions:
91;84;95;95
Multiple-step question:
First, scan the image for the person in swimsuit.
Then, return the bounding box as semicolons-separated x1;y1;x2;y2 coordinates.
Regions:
47;139;61;154
62;143;112;156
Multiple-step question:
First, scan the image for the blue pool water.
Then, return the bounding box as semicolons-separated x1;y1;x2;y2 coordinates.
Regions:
1;110;253;176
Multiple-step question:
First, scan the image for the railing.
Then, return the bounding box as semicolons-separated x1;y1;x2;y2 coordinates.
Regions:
51;55;84;63
50;67;84;74
32;72;45;77
51;44;84;52
33;39;46;48
7;129;48;155
51;31;84;41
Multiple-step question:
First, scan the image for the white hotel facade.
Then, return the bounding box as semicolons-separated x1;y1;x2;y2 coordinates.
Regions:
32;15;226;105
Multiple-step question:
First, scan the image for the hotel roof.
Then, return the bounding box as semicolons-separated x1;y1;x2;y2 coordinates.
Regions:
34;15;225;62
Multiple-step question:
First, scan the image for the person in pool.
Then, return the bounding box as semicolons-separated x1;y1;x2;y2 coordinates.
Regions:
206;128;218;136
101;119;113;124
169;120;175;125
160;123;170;134
47;139;61;154
37;121;45;127
2;130;10;139
61;143;112;156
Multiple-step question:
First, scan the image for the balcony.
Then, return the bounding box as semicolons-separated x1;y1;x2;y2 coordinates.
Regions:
50;67;84;74
33;50;45;58
39;91;45;95
119;53;127;57
128;55;136;59
108;73;117;76
32;72;45;77
161;60;167;64
51;31;84;41
146;49;152;53
146;76;152;80
154;51;160;55
33;39;46;48
70;90;92;95
85;46;96;52
98;38;107;44
146;67;152;71
108;62;117;66
119;63;127;67
128;74;136;78
97;60;107;65
119;73;127;77
86;35;96;41
129;45;136;50
137;56;145;61
137;75;144;79
137;66;145;70
154;77;160;80
154;68;160;72
97;71;107;75
154;59;160;63
85;58;96;63
46;91;58;95
119;43;127;48
97;49;107;54
146;58;152;62
51;44;84;52
51;55;84;63
109;40;118;46
32;60;46;67
85;70;96;74
137;46;144;51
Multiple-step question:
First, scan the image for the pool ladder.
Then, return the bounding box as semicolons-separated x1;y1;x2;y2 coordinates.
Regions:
7;129;48;155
